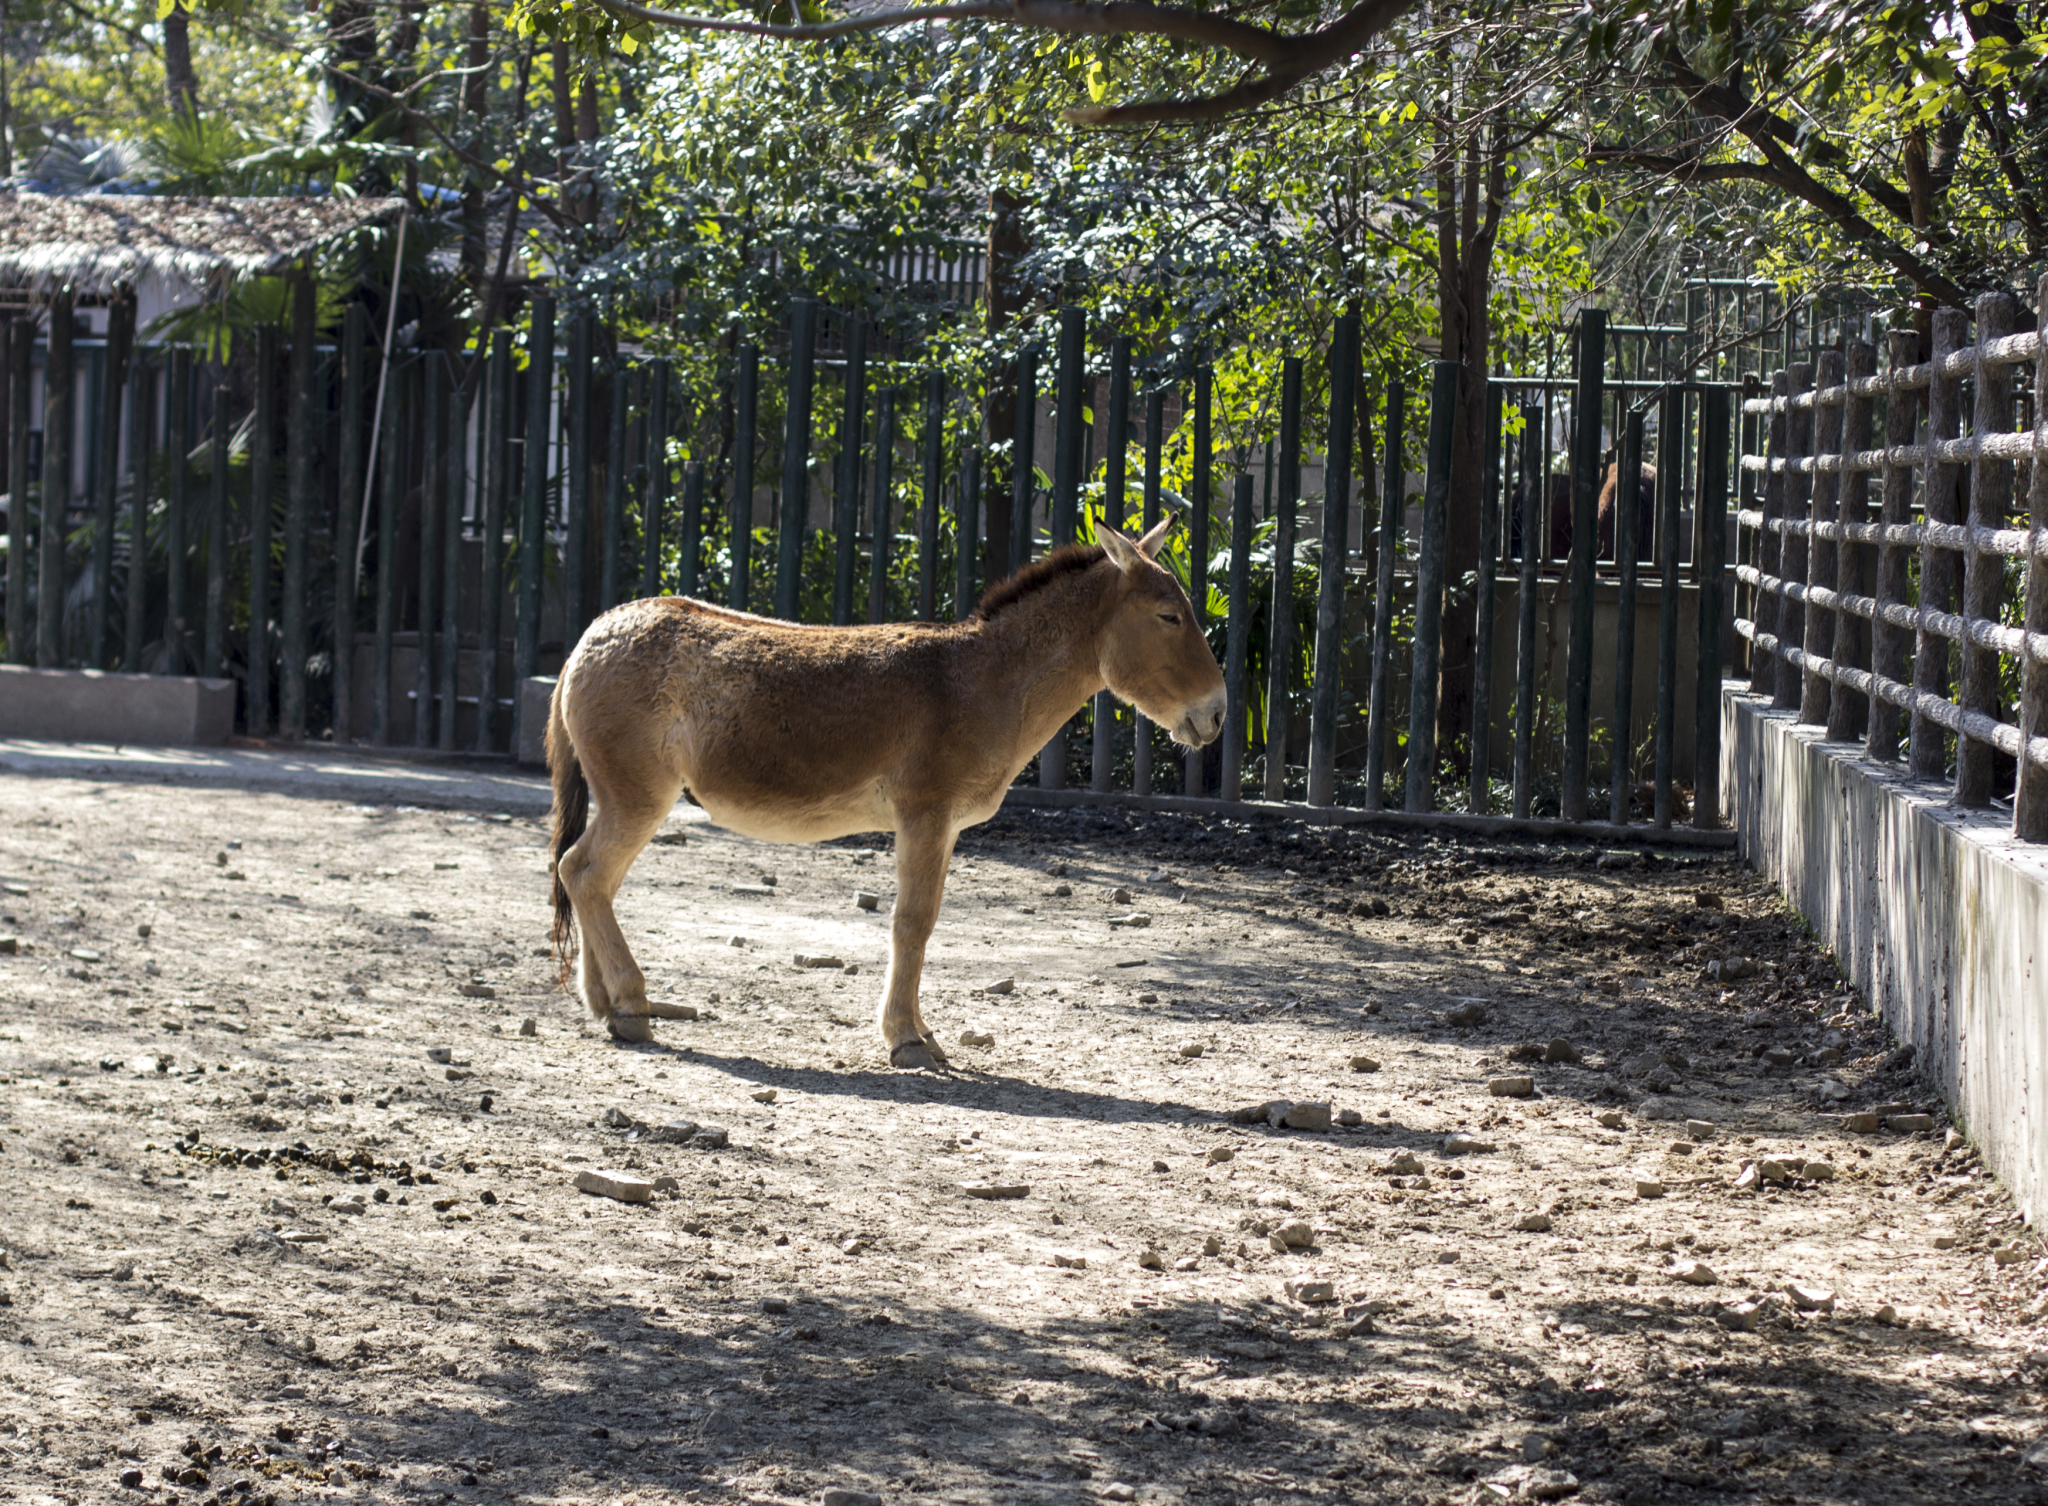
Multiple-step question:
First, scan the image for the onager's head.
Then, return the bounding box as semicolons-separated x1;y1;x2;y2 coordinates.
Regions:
1096;519;1227;747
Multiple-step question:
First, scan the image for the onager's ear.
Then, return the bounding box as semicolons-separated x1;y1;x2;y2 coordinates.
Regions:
1136;514;1174;559
1098;522;1145;574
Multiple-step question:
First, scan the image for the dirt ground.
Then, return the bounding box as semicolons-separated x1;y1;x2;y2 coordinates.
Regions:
1;769;2045;1506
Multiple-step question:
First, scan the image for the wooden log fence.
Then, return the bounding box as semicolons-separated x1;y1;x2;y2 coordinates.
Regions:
0;296;1760;841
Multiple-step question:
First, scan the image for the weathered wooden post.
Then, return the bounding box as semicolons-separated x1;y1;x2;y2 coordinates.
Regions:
1363;378;1402;811
1093;336;1132;791
1308;315;1357;807
438;359;465;753
868;387;895;622
1009;345;1038;569
954;447;980;620
919;370;944;622
731;343;758;612
90;290;135;670
38;289;74;668
1511;400;1542;818
248;323;276;737
640;357;670;601
1185;364;1212;798
280;272;316;736
415;360;443;749
680;461;705;598
122;351;153;673
1828;340;1876;743
1467;379;1501;814
1265;358;1302;802
2016;274;2048;841
776;299;817;620
1038;306;1086;790
332;304;367;741
1404;359;1459;813
1957;293;2014;807
4;320;28;664
1652;385;1683;826
1133;384;1165;795
1609;406;1644;824
515;294;556;744
202;385;227;680
372;361;404;745
1220;471;1254;800
832;319;867;625
473;330;512;753
1560;310;1605;821
564;312;593;648
1801;348;1845;727
1693;385;1730;827
1775;360;1815;712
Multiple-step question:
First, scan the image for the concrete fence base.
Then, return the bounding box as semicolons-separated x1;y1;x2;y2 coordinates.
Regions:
0;665;235;746
1722;681;2048;1221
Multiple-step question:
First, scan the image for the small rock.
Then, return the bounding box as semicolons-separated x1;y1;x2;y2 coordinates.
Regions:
1349;1054;1381;1073
1337;1109;1363;1127
731;883;776;896
1386;1151;1425;1175
820;1491;883;1506
0;936;18;955
651;1176;679;1194
1944;1128;1967;1152
1685;1119;1716;1141
693;1126;729;1149
329;1195;367;1217
1718;1299;1769;1332
574;1169;654;1203
1670;1259;1717;1285
1111;887;1133;903
1178;1040;1205;1059
1520;1433;1552;1463
445;1067;471;1082
839;1237;868;1255
425;1047;454;1064
118;1467;144;1488
1544;1038;1580;1064
1842;1111;1881;1133
1515;1212;1553;1233
519;1018;537;1037
1489;1076;1535;1099
1635;1179;1666;1199
749;1088;778;1103
649;1119;700;1144
1203;1235;1223;1256
1281;1102;1332;1132
1051;883;1073;897
1596;1110;1625;1129
1887;1113;1935;1133
1762;1046;1796;1067
602;1106;641;1129
1206;1146;1234;1165
277;1229;328;1244
958;1030;995;1048
1995;1244;2030;1266
983;978;1016;996
1444;999;1488;1027
1152;1160;1170;1173
1052;1252;1088;1270
962;1183;1029;1201
1667;1140;1696;1157
1785;1283;1835;1312
1443;1133;1495;1157
1694;890;1725;910
1099;1485;1137;1503
1873;1304;1899;1325
1173;1254;1200;1271
1108;913;1151;929
793;954;845;970
1804;1160;1837;1182
762;1296;791;1314
458;981;496;999
1136;1248;1165;1270
853;891;880;911
1284;1279;1337;1304
1269;1219;1314;1249
1731;1163;1760;1192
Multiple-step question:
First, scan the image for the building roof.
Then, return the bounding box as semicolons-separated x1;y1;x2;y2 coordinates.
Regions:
0;193;404;293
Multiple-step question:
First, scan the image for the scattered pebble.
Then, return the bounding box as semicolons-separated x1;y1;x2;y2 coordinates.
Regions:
519;1018;537;1037
574;1169;654;1203
1488;1076;1535;1099
1178;1040;1205;1059
749;1088;778;1103
1443;1133;1495;1157
1670;1259;1717;1285
1349;1054;1381;1072
958;1030;995;1048
982;978;1015;996
1635;1179;1665;1199
853;891;880;911
962;1183;1028;1201
1444;999;1488;1027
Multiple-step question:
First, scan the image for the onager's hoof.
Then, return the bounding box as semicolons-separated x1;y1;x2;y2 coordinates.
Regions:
606;1011;655;1044
919;1033;951;1066
889;1039;939;1070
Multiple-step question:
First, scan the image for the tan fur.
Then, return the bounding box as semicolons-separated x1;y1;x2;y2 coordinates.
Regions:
547;519;1225;1064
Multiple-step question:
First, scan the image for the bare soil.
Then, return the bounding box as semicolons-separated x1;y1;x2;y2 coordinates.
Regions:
1;772;2044;1506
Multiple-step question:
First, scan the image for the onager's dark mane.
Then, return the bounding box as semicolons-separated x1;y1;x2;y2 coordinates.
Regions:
972;545;1106;621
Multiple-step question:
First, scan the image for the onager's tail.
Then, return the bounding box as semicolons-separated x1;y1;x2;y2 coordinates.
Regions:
547;680;588;989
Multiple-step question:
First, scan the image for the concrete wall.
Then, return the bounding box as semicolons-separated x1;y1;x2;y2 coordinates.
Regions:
0;665;235;745
1722;682;2048;1221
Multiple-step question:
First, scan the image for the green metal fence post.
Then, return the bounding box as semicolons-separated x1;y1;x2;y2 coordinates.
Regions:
1404;359;1460;813
1308;315;1357;807
776;299;817;620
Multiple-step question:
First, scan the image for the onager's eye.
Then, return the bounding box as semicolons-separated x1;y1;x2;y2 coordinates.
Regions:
1157;612;1182;627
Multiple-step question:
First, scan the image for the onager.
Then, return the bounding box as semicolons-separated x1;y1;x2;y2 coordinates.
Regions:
547;519;1226;1068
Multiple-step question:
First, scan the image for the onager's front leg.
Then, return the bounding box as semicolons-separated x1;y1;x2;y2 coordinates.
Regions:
879;814;958;1069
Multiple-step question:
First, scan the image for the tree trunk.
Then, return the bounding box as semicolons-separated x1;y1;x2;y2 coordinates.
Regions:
460;4;490;299
1434;124;1507;778
982;187;1029;585
164;1;200;120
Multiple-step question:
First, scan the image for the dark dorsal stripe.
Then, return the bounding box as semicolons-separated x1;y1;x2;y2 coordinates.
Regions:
972;544;1107;621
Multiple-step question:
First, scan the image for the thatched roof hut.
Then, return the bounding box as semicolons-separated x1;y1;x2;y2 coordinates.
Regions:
0;193;404;295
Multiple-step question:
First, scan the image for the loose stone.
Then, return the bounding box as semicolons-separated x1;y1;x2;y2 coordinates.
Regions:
853;891;880;911
574;1169;654;1204
1488;1076;1536;1098
1349;1055;1381;1072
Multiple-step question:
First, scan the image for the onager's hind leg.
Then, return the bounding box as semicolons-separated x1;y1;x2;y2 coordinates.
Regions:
879;813;957;1069
558;756;682;1042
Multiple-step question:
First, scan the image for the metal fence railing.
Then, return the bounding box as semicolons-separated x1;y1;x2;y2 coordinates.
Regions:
1734;282;2048;841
